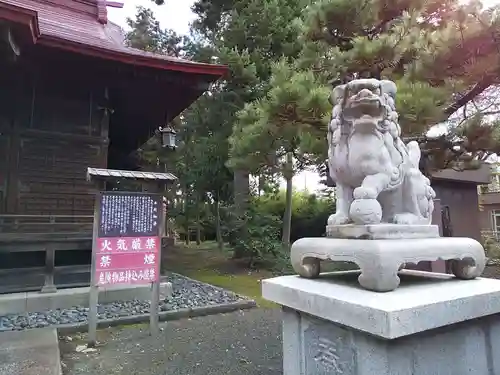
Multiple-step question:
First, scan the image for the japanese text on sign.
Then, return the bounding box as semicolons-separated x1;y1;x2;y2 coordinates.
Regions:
98;193;161;238
94;192;162;287
95;235;160;286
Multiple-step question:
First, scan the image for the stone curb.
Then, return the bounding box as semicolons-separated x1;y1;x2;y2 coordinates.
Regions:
56;299;257;335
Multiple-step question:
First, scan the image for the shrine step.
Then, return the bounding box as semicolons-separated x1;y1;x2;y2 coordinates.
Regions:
0;328;62;375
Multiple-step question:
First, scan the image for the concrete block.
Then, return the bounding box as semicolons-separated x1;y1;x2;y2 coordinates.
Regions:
160;281;173;299
0;328;61;375
26;288;88;312
263;270;500;338
100;282;173;303
0;282;173;316
0;293;26;316
264;270;500;375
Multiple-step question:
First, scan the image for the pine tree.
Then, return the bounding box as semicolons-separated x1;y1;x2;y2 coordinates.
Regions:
126;6;186;57
237;0;500;173
189;0;316;251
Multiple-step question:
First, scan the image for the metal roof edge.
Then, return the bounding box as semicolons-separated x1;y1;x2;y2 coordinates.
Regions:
87;167;177;182
38;34;228;76
0;1;40;43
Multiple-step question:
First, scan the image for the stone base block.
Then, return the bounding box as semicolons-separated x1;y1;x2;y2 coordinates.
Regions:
0;282;173;316
326;223;440;239
291;236;486;292
263;272;500;375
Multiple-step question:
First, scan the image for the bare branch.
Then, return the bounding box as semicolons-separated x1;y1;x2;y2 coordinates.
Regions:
444;76;494;116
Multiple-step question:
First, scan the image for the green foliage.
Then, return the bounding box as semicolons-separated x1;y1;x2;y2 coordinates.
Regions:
394;80;453;135
223;1;324;172
126;7;187;57
229;61;331;172
237;0;500;172
190;0;324;250
178;95;235;204
482;231;500;261
141;0;500;269
221;201;283;267
254;190;335;241
126;5;235;243
214;190;334;270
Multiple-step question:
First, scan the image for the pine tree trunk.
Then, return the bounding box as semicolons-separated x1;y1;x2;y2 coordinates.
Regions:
232;169;250;259
282;152;294;250
196;195;201;245
215;199;224;250
184;187;190;245
258;175;264;196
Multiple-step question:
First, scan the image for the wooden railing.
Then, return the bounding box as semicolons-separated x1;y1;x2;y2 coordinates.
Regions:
0;214;93;294
0;214;171;294
0;214;93;234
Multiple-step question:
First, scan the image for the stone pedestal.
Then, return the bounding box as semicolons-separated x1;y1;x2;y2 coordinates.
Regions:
292;232;486;292
263;270;500;375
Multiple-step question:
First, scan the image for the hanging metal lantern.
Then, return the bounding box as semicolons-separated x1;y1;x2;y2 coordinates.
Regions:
159;126;177;149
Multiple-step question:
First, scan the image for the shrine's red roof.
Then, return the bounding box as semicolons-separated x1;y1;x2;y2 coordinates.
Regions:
0;0;228;76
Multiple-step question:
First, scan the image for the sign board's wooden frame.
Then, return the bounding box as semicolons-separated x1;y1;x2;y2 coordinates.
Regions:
86;168;176;348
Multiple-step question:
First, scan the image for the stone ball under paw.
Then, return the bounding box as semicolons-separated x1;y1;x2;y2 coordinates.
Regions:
349;198;382;225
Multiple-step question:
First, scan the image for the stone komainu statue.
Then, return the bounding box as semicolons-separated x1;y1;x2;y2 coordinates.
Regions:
327;78;436;226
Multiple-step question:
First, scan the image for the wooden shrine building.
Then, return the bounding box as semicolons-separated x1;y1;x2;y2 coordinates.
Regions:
0;0;227;292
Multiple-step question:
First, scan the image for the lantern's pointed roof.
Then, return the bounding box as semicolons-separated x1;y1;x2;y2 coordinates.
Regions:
0;0;227;76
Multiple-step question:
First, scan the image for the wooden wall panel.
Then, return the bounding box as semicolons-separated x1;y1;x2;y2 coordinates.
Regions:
432;181;481;241
0;65;110;219
16;136;105;216
0;134;8;214
31;80;102;136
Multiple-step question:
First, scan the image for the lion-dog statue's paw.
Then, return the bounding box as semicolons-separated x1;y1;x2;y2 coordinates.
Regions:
328;212;350;225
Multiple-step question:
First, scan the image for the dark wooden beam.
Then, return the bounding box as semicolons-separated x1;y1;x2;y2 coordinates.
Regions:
0;22;20;61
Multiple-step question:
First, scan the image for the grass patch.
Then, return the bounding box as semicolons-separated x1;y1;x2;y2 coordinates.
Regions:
162;241;277;308
186;270;277;308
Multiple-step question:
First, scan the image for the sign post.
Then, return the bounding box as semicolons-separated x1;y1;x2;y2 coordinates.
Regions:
88;191;163;346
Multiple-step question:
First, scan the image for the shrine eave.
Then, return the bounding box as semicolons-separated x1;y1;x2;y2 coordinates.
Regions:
40;36;228;76
0;1;228;77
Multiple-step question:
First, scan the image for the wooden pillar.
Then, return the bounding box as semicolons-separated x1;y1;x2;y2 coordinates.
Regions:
150;181;163;336
5;128;19;214
88;180;104;347
40;245;57;293
41;216;57;293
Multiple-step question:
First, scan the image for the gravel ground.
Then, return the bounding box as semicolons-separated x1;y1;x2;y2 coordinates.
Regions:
0;274;246;332
60;308;282;375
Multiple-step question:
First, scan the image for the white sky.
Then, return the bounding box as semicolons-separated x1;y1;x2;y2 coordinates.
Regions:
107;0;196;33
107;0;499;193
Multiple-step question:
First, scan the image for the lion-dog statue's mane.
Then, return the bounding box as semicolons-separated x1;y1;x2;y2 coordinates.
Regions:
327;78;435;226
